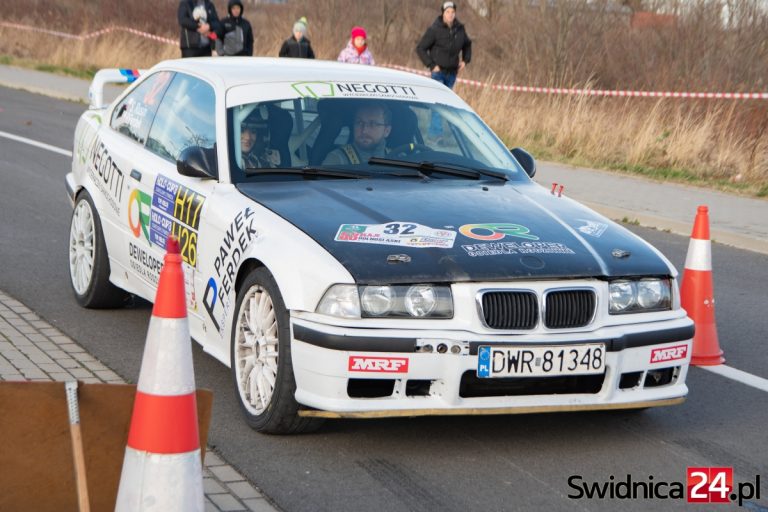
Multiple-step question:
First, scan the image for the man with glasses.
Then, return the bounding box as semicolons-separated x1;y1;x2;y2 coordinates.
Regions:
323;104;392;165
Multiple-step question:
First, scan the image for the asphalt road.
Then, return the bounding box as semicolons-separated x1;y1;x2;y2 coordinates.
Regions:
1;86;766;512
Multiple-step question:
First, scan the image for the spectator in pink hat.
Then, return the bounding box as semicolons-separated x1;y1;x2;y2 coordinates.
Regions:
337;26;375;65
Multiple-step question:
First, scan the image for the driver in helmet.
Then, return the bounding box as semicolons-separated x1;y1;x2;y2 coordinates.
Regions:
323;103;392;165
240;118;280;169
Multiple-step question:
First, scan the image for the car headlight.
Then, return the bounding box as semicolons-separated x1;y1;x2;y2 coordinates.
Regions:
360;285;394;316
362;285;452;318
316;284;360;318
316;284;453;318
609;280;635;313
609;278;671;314
637;278;670;309
405;285;439;317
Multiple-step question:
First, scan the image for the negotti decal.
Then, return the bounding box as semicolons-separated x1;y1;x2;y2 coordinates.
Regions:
459;223;539;241
335;222;456;249
150;176;205;267
291;81;418;100
461;241;576;257
203;208;259;335
85;136;125;215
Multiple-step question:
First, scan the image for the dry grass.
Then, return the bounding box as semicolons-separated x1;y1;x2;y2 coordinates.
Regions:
462;83;768;196
2;0;767;197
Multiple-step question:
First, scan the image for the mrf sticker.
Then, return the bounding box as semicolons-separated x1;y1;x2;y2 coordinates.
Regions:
335;222;456;249
150;176;205;267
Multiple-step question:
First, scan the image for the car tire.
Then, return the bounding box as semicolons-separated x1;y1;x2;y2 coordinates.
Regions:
68;190;128;308
231;268;324;434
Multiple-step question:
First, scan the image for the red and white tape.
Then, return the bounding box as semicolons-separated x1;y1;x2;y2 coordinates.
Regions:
2;21;765;100
383;64;768;100
0;22;175;46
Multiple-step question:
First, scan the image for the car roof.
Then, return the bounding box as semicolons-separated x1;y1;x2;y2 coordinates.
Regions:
151;57;442;90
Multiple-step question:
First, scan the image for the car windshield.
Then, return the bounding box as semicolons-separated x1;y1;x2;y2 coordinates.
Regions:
227;98;526;183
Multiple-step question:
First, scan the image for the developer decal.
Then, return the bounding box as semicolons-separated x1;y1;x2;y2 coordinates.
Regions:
462;241;576;257
203;208;258;334
128;242;163;285
335;222;456;249
150;176;205;267
85;136;125;215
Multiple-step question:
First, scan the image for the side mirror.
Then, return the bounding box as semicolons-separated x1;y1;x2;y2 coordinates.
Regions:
177;146;217;179
510;147;536;178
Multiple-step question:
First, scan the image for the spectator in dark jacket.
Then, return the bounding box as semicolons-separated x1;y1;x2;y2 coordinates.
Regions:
279;17;315;59
178;0;222;58
416;1;472;90
218;0;254;56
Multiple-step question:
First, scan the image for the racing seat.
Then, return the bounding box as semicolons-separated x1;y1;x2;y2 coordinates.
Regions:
267;106;293;167
386;105;422;150
308;101;353;165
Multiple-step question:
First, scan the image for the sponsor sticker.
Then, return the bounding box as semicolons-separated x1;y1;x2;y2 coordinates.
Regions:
461;241;575;257
149;176;206;267
348;356;409;373
291;81;418;100
203;207;259;335
577;219;608;238
85;136;125;215
335;222;456;249
649;344;688;363
459;223;539;241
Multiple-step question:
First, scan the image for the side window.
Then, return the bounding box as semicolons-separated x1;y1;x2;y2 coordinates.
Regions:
110;71;174;144
146;74;217;166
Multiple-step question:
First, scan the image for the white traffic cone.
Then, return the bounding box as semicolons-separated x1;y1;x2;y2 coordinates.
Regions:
115;238;203;511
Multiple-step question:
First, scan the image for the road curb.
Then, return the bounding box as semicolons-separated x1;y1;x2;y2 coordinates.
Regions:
582;202;768;256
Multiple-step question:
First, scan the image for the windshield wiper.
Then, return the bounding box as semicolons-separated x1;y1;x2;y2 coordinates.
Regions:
244;166;370;179
368;157;508;181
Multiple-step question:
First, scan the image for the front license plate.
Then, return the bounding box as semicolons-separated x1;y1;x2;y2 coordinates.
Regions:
477;344;605;378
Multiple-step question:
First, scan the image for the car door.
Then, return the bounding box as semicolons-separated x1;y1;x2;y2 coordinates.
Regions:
139;72;220;336
100;70;175;294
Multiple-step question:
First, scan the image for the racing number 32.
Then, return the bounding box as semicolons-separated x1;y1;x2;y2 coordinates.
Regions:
384;223;416;235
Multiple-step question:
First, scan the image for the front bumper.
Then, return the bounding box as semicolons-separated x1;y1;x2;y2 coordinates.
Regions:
290;316;693;418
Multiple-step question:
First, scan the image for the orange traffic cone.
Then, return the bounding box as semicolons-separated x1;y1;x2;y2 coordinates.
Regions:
115;237;204;511
680;205;724;366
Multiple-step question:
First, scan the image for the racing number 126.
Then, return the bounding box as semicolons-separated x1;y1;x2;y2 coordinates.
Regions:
171;223;197;267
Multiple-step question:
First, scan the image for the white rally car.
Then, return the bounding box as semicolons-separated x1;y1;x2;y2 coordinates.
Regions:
67;58;694;434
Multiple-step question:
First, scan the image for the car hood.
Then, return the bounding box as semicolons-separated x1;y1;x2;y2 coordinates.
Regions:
236;179;672;284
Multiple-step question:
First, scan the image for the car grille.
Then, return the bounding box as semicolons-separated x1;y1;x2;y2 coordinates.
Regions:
481;291;538;329
479;289;596;330
544;290;596;328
